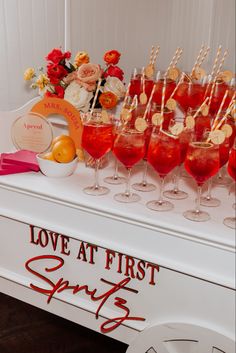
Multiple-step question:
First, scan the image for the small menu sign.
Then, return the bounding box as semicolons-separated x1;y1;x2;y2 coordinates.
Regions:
11;112;53;153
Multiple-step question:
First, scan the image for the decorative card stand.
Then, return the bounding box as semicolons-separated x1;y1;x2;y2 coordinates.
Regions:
31;97;83;155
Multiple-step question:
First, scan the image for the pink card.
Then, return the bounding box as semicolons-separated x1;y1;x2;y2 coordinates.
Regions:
1;150;39;171
0;162;32;175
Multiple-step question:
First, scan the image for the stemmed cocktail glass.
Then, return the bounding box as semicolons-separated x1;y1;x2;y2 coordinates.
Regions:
164;127;193;200
82;113;113;195
204;80;235;116
146;129;181;211
113;128;145;202
174;77;206;114
201;136;230;206
183;136;219;221
129;68;154;100
132;120;156;192
177;79;204;112
104;122;126;185
213;122;233;186
186;107;212;142
152;72;176;107
148;103;175;131
223;143;236;229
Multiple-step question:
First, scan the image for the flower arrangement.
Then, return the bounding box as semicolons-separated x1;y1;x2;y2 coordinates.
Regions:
24;48;126;113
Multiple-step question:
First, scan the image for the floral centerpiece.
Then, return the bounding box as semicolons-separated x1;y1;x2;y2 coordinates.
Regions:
24;47;126;113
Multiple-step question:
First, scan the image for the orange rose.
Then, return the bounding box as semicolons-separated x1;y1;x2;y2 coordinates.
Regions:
99;92;118;109
74;51;90;67
104;50;121;65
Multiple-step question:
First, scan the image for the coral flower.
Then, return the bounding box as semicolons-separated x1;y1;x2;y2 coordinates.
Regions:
74;51;90;67
99;91;118;109
104;50;121;65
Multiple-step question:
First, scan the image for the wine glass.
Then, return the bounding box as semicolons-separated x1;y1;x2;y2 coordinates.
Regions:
104;122;126;185
226;111;236;148
148;103;175;131
152;71;177;106
81;113;113;195
223;143;236;229
213;114;234;186
113;128;145;202
205;80;235;116
129;68;154;100
132;119;156;192
187;107;212;142
146;129;181;211
201;136;230;206
164;127;193;200
183;137;220;221
174;78;206;114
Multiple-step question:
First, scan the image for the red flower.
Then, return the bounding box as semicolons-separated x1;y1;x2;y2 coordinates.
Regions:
45;85;65;98
104;65;124;81
46;48;71;64
47;63;68;84
104;50;121;65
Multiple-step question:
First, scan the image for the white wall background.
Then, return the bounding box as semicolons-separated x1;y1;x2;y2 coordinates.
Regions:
0;0;235;111
0;0;65;111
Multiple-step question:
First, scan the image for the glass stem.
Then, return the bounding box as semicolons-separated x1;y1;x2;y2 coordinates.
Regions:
206;179;212;200
94;159;100;189
113;159;119;180
158;177;165;204
142;160;148;186
218;168;223;180
125;168;132;197
173;166;180;192
195;185;202;214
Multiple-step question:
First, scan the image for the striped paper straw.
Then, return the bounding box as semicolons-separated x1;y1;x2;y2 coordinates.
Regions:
149;45;155;65
161;79;167;116
210;45;222;79
151;46;160;65
193;97;209;119
190;44;205;77
143;84;156;120
90;78;102;116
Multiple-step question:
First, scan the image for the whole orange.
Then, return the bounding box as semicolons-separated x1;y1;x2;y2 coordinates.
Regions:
52;140;76;163
43;151;56;161
51;134;75;148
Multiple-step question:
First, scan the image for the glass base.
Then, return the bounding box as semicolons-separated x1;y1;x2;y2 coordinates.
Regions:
132;181;156;192
104;175;126;185
200;196;221;207
164;188;188;200
114;192;141;203
183;209;210;222
146;199;174;211
223;217;236;229
83;185;110;196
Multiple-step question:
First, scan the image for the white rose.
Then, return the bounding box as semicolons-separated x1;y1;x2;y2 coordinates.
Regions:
64;81;93;112
103;76;126;99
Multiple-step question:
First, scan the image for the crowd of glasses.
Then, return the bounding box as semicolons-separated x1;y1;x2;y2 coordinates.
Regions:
80;67;236;229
